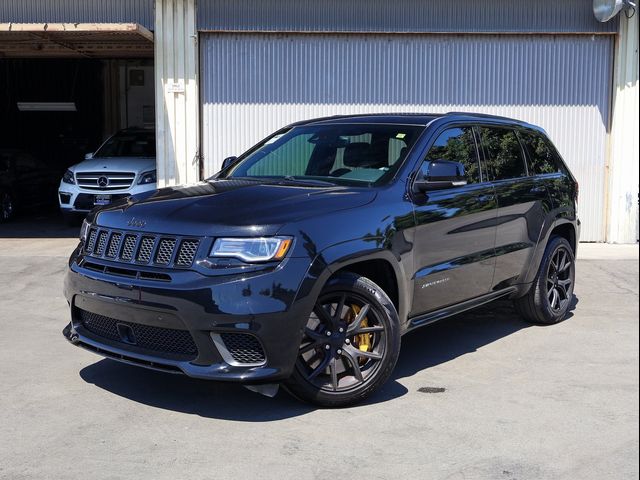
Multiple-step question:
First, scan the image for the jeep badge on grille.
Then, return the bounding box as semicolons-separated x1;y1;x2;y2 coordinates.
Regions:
127;218;146;228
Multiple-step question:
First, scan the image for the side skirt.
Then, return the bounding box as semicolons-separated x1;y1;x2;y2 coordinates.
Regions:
406;287;518;332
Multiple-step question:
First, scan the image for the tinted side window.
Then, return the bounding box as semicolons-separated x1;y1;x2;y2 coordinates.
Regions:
425;127;481;183
520;130;566;175
480;127;527;180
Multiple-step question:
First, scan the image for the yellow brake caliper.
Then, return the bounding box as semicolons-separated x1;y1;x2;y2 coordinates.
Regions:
348;305;372;362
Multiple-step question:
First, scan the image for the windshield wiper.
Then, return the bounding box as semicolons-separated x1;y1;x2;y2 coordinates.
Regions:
280;176;336;186
211;176;336;187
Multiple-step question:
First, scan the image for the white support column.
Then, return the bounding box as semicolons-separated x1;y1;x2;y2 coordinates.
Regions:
154;0;200;187
607;12;639;243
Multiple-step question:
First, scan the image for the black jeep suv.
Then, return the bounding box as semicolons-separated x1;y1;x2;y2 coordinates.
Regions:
63;113;579;407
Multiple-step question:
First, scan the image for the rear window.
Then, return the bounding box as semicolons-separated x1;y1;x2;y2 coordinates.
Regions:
519;130;567;176
479;127;527;181
95;132;155;158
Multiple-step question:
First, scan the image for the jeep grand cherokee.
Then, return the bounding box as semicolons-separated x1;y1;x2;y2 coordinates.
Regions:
63;113;579;407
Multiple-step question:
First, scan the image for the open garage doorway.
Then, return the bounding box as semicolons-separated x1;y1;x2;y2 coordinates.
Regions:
0;23;154;232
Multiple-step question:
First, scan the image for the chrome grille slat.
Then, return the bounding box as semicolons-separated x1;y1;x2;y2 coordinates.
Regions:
76;171;136;190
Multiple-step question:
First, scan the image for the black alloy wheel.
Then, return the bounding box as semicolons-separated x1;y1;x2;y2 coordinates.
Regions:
514;236;576;324
284;273;400;407
546;245;573;313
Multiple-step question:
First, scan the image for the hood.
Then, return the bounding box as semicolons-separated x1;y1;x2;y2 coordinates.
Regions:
72;157;155;174
92;179;377;237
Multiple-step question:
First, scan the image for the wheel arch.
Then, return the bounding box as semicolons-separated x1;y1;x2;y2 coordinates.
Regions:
523;217;578;285
303;241;410;329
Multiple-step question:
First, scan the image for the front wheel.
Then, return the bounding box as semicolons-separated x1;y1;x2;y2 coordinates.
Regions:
284;273;401;407
514;236;575;324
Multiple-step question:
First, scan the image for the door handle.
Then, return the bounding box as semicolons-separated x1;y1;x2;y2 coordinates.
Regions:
476;194;495;204
530;186;547;194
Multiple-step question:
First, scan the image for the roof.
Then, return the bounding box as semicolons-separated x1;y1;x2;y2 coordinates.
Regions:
0;23;153;58
291;112;535;128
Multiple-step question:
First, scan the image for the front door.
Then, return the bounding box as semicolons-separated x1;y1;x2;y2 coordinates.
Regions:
410;126;497;317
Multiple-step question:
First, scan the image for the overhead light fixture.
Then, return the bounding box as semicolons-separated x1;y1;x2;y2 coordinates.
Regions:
17;102;77;112
593;0;637;22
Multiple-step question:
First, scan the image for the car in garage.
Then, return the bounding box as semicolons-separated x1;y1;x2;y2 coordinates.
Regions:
0;149;58;222
62;113;579;407
58;127;157;224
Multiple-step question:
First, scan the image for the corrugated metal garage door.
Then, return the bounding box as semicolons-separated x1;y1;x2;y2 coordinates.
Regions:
200;33;613;241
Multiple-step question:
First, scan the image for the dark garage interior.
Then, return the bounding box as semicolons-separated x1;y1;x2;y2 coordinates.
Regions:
0;24;154;224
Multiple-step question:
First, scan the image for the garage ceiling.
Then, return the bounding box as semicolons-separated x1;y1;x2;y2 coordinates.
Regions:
0;23;153;58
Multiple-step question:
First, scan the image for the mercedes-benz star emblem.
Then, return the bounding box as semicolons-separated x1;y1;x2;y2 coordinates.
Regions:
97;176;109;188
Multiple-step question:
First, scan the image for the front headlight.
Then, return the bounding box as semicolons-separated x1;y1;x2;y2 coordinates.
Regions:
137;170;157;185
210;237;293;263
62;169;75;184
79;219;90;242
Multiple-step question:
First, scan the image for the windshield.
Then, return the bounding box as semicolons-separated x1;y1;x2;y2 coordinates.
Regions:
94;131;155;158
222;124;424;186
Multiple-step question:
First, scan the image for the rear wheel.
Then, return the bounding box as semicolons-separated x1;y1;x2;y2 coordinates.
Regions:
0;191;14;222
284;273;400;407
514;236;575;324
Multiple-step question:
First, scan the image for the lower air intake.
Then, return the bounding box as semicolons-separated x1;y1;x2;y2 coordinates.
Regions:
218;333;266;365
77;308;198;359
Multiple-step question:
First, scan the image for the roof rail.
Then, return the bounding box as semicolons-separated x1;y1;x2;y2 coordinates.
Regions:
445;111;529;124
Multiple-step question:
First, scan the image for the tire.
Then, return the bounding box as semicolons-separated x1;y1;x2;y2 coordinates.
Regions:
514;236;575;324
0;191;15;223
284;272;401;407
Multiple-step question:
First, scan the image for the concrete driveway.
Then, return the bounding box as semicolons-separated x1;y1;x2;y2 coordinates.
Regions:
0;214;638;479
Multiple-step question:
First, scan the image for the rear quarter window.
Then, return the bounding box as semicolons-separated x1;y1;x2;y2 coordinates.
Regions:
520;130;567;176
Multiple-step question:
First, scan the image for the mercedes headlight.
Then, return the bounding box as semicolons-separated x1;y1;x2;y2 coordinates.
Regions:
62;169;75;184
137;170;157;185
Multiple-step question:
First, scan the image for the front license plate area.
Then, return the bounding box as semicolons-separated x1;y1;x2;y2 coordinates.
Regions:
94;194;112;206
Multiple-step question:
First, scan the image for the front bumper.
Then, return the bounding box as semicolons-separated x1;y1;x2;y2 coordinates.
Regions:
58;182;157;213
63;252;316;383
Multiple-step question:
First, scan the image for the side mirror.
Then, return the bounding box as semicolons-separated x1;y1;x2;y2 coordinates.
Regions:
413;159;467;192
221;156;238;171
85;152;94;160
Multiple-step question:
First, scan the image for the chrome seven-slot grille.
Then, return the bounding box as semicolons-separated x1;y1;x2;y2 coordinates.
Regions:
76;171;136;190
85;227;199;268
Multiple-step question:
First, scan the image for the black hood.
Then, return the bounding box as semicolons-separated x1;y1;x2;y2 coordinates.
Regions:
92;179;376;236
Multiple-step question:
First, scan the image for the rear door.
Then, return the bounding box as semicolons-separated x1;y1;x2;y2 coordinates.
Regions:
410;126;498;317
478;125;553;290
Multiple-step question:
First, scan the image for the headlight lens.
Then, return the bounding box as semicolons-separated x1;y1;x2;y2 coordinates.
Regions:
79;219;90;242
62;169;75;184
138;170;157;185
210;237;292;263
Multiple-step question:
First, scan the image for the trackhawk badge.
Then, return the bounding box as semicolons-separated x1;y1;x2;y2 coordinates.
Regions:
127;218;146;228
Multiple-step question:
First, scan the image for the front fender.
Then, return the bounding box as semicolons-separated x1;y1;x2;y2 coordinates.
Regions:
293;238;411;330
